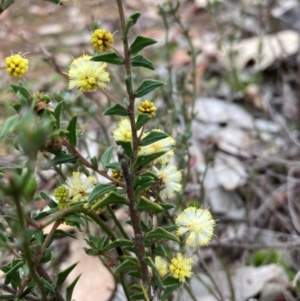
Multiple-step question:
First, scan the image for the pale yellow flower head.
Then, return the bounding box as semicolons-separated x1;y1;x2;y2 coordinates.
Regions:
176;207;215;247
169;253;193;282
68;55;110;92
139;129;175;165
154;164;182;200
91;29;114;52
6;53;29;78
65;171;96;202
113;118;144;142
155;256;168;278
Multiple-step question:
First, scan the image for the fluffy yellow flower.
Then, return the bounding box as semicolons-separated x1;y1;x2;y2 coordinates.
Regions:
6;53;29;78
65;171;96;202
68;55;110;92
91;29;114;52
113;118;144;142
138;100;157;117
154;164;182;199
139;130;175;165
176;207;215;247
113;119;132;142
155;256;168;278
169;253;193;282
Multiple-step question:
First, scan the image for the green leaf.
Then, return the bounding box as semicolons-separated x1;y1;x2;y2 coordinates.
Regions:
51;153;76;165
91;53;123;65
161;283;182;300
136;113;151;131
136;197;164;213
4;260;23;285
135;80;165;98
134;151;166;171
54;101;63;129
133;176;155;195
44;0;63;4
102;239;133;252
124;12;141;38
154;245;167;257
140;131;169;146
125;76;132;94
43;279;55;293
103;104;128;116
131;54;155;70
159;203;176;210
88;184;116;203
105;162;122;171
66;115;77;146
145;227;179;243
11;84;31;106
130;35;157;55
115;140;132;157
0;115;19;139
91;192;127;210
162;276;181;286
114;258;139;274
66;274;81;301
33;208;58;221
90;156;98;170
56;263;79;287
101;146;113;168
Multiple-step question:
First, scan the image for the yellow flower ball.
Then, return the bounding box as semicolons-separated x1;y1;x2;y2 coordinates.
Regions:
6;53;29;78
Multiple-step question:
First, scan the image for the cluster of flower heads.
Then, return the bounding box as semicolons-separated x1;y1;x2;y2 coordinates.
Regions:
112;109;182;201
68;28;113;92
53;171;96;209
153;207;215;282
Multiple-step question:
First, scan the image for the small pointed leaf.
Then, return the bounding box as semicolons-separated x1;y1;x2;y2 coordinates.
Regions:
66;115;77;146
135;80;165;98
54;101;63;129
103;104;128;116
136;113;151;131
66;274;81;301
0;115;19;139
56;263;79;287
101;146;113;167
88;184;115;203
136;197;163;213
91;191;128;210
145;227;179;243
130;36;157;55
131;54;155;70
91;53;123;65
140;131;169;146
134;151;166;171
102;239;133;252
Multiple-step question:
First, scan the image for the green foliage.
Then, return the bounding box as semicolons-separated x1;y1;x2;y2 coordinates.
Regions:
91;53;124;65
103;104;128;116
130;36;157;54
135;79;165;98
131;54;155;70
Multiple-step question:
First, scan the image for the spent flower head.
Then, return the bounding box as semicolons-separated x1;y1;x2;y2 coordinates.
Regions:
138;100;157;117
155;256;168;278
154;164;182;200
175;207;215;247
68;55;110;92
6;53;29;78
169;253;193;282
91;29;114;52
